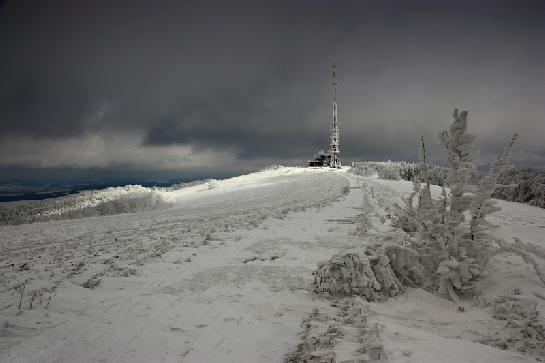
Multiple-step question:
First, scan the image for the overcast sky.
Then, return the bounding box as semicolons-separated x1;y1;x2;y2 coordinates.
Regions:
1;0;544;181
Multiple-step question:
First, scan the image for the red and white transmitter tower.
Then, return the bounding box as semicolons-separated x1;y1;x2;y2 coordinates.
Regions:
330;63;341;168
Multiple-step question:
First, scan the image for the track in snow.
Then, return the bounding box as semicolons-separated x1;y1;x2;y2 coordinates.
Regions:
1;167;353;362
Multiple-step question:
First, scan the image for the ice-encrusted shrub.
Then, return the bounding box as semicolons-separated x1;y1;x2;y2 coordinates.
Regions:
469;134;518;241
391;137;439;235
313;252;403;301
383;244;425;287
393;109;517;303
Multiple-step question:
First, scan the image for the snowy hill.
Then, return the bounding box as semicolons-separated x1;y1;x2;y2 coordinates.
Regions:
1;167;544;362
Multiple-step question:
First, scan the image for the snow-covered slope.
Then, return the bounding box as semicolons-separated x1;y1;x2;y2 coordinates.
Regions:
1;167;543;362
0;167;347;226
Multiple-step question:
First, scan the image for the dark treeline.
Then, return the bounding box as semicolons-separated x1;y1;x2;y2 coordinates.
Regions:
493;168;545;208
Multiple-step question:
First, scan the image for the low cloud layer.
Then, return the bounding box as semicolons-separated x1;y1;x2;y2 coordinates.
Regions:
1;0;544;180
0;132;240;171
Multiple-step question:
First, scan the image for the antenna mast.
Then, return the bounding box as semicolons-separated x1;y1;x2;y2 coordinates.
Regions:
330;63;341;168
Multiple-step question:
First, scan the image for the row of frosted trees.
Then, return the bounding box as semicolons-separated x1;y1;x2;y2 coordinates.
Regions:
352;150;545;210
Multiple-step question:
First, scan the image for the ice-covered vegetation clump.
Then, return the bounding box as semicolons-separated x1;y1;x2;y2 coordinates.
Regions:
0;185;171;225
313;252;403;301
390;109;518;302
341;109;518;304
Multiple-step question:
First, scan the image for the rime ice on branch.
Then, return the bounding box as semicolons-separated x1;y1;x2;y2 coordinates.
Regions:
387;108;517;304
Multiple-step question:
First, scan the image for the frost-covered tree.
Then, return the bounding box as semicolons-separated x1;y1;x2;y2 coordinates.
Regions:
392;137;438;238
391;179;419;233
418;136;435;227
439;109;477;256
395;109;517;303
348;109;521;303
469;134;517;241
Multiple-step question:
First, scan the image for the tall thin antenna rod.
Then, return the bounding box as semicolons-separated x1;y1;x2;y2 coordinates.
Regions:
333;63;337;101
330;63;341;168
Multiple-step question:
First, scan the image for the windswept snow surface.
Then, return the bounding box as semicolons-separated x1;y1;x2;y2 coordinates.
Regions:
0;167;541;362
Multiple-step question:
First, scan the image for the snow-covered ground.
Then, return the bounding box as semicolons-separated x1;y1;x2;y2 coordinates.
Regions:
1;167;543;362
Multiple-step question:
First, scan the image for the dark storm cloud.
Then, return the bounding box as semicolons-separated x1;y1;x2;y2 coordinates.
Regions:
0;0;544;177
